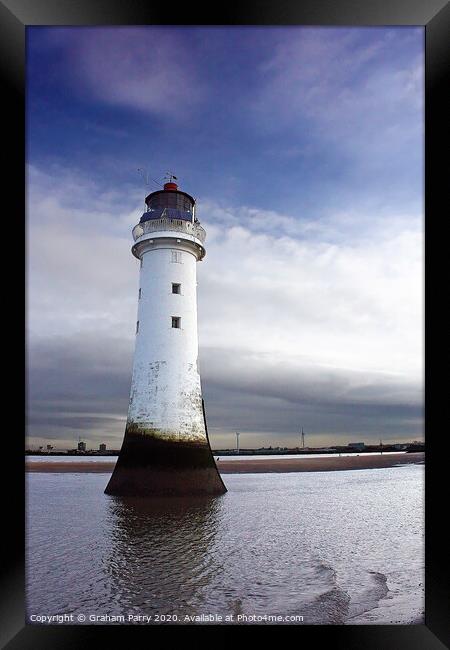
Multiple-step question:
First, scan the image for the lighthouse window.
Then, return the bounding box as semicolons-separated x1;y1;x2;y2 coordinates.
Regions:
139;288;142;299
136;321;139;334
172;317;181;329
171;250;182;263
172;283;181;294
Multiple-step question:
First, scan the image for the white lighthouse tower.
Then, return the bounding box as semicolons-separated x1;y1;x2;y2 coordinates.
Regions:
105;179;226;496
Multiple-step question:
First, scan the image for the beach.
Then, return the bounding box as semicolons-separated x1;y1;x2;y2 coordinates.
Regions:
25;452;424;474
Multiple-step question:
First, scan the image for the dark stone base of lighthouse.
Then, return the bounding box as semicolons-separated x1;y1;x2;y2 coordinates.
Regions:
105;407;227;497
104;435;226;496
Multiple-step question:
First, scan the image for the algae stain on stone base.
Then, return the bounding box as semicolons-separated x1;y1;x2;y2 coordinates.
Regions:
105;421;226;497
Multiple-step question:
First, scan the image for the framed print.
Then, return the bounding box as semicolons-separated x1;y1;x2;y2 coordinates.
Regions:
2;0;448;647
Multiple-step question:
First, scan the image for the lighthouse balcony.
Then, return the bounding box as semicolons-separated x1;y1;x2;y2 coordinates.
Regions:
132;217;206;244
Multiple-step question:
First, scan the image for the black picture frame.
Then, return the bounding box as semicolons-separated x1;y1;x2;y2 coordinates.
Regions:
3;0;449;646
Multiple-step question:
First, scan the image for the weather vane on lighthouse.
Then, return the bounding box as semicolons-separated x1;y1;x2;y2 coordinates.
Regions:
164;171;178;183
105;176;226;496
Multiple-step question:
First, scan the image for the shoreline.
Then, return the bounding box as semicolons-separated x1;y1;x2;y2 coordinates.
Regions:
25;452;424;474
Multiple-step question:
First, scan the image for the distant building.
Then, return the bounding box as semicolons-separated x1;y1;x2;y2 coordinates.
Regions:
77;441;87;452
46;444;53;451
348;442;365;451
99;443;107;452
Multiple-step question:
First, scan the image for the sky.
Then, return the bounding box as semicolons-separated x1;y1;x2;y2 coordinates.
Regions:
26;26;424;450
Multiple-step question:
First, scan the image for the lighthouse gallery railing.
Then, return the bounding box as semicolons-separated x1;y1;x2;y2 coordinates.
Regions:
132;217;206;244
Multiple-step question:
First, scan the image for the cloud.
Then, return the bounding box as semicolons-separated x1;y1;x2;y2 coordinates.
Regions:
36;27;205;119
26;164;423;447
27;332;131;447
249;28;423;170
27;164;141;340
201;347;421;409
198;201;423;381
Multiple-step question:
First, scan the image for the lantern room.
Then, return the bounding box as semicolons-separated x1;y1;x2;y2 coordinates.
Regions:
141;181;196;224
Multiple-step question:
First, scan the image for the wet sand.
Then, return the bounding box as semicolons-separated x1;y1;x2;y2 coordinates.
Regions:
215;452;424;473
26;452;424;474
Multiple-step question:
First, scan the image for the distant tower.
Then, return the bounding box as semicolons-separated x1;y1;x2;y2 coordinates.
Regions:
301;427;305;450
236;432;240;455
105;179;226;496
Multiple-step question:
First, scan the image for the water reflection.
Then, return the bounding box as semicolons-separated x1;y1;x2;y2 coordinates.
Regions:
104;495;224;616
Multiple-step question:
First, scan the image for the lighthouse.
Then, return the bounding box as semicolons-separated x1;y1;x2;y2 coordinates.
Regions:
105;179;226;496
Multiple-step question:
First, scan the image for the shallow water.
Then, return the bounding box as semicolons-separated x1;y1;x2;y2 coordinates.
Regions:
26;465;424;625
